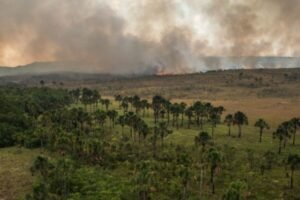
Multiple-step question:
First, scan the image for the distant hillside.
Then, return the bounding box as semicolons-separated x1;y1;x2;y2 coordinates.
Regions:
0;57;300;77
0;61;97;77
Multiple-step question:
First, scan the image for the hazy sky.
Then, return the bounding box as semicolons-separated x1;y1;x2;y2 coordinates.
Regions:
0;0;299;72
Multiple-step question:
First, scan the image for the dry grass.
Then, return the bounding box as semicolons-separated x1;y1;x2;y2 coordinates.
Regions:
0;148;41;200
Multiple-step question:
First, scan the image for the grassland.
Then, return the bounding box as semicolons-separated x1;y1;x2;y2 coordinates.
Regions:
0;148;42;200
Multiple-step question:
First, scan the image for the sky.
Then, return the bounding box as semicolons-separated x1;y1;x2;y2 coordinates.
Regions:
0;0;299;73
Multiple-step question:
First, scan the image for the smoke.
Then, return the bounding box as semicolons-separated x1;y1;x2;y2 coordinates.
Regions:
0;0;299;73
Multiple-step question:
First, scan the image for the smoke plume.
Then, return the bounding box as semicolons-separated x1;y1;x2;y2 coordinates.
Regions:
0;0;299;73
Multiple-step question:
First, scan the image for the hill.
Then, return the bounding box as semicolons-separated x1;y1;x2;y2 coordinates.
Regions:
0;57;300;77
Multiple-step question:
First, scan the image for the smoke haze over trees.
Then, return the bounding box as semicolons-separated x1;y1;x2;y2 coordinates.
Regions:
0;0;299;73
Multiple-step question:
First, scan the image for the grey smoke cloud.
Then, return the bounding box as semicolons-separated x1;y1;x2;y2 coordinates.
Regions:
0;0;299;73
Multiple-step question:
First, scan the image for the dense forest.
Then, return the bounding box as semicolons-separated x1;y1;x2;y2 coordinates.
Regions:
0;84;299;200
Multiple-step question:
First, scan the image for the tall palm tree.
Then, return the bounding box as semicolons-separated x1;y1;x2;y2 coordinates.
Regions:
180;102;187;127
254;118;270;142
289;118;300;145
140;99;148;117
152;126;159;157
152;95;164;124
117;115;126;135
107;110;118;128
163;99;172;124
207;148;222;194
185;107;194;129
192;101;203;127
101;99;110;111
273;124;290;154
224;114;234;136
158;121;172;147
209;110;221;139
114;94;123;107
93;110;107;128
121;100;129;113
125;112;135;139
281;121;293;148
171;103;181;129
81;88;94;111
195;131;211;151
133;95;142;113
233;111;248;138
286;154;300;189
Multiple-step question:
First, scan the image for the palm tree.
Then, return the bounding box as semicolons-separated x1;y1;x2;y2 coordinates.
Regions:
91;90;101;111
185;107;193;129
101;99;110;111
40;80;45;87
178;165;190;199
273;124;290;154
223;180;247;200
152;95;164;124
93;110;107;128
107;110;118;128
117;115;126;135
114;94;123;107
81;88;94;111
163;100;172;124
254;118;270;142
207;148;222;194
140;99;148;117
121;100;129;113
209;110;221;139
233;111;248;138
30;156;53;179
281;121;293;148
195;131;211;151
180;102;187;127
125;112;136;139
152;126;159;157
286;154;300;189
289;118;300;145
137;120;149;143
260;151;276;175
192;101;203;127
224;114;234;136
171;103;181;129
158;121;172;147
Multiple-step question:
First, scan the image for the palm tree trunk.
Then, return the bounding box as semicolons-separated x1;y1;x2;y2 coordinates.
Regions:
283;138;287;148
293;131;296;145
238;125;242;138
210;168;215;194
199;166;203;198
259;129;263;143
290;169;294;189
200;117;203;129
228;125;231;136
278;139;282;154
